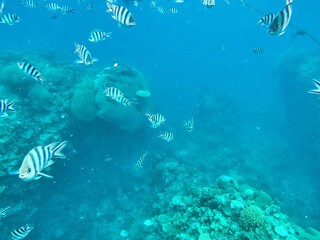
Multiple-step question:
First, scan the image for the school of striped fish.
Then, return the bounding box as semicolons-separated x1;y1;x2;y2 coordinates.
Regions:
1;0;319;238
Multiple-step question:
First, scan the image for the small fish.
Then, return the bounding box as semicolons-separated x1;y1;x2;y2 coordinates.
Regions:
158;131;174;142
0;206;10;218
268;0;293;36
74;43;97;65
251;47;263;54
88;29;112;42
106;2;136;26
308;79;320;95
257;14;276;26
104;86;124;99
184;118;193;132
11;224;33;240
60;5;74;14
18;141;68;181
21;0;37;8
0;99;15;117
17;62;46;83
44;2;61;11
145;113;166;128
135;151;147;168
167;7;178;14
0;13;20;25
202;0;215;8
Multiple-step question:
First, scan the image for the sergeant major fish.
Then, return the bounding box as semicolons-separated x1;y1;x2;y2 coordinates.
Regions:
0;99;15;117
18;141;68;181
145;112;166;128
268;0;293;36
11;224;33;240
0;13;20;25
158;131;174;142
89;29;112;42
74;43;97;65
104;86;124;99
135;151;147;168
202;0;215;8
21;0;38;8
106;2;136;26
17;62;46;83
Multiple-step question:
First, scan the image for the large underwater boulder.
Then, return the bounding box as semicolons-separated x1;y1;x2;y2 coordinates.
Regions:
71;64;152;131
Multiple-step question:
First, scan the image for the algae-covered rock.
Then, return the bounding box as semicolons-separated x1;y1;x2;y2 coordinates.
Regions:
71;79;97;122
94;64;151;131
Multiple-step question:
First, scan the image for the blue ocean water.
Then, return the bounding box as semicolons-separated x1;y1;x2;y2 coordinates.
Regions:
1;0;320;239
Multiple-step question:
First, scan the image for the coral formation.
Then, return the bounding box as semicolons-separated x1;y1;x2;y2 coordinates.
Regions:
71;64;152;131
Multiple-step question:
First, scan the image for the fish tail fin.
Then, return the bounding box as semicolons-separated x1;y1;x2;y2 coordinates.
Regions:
51;140;68;159
38;76;46;83
7;100;15;111
312;78;320;87
106;2;114;12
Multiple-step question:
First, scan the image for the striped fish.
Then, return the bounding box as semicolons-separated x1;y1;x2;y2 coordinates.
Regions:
308;79;320;95
104;86;124;99
251;47;263;54
268;0;293;36
184;118;193;132
167;7;178;14
158;131;174;142
0;206;10;219
88;29;112;43
44;2;61;11
18;141;68;181
202;0;215;8
11;224;33;240
0;99;15;117
60;5;74;15
0;13;20;25
115;95;132;106
145;113;166;128
106;2;136;26
257;14;276;26
21;0;37;8
74;43;97;65
135;152;147;168
17;62;46;83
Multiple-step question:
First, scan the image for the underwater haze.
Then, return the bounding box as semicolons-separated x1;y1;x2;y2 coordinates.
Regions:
0;0;320;239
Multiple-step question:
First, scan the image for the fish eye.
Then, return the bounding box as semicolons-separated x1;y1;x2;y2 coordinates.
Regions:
27;168;31;173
